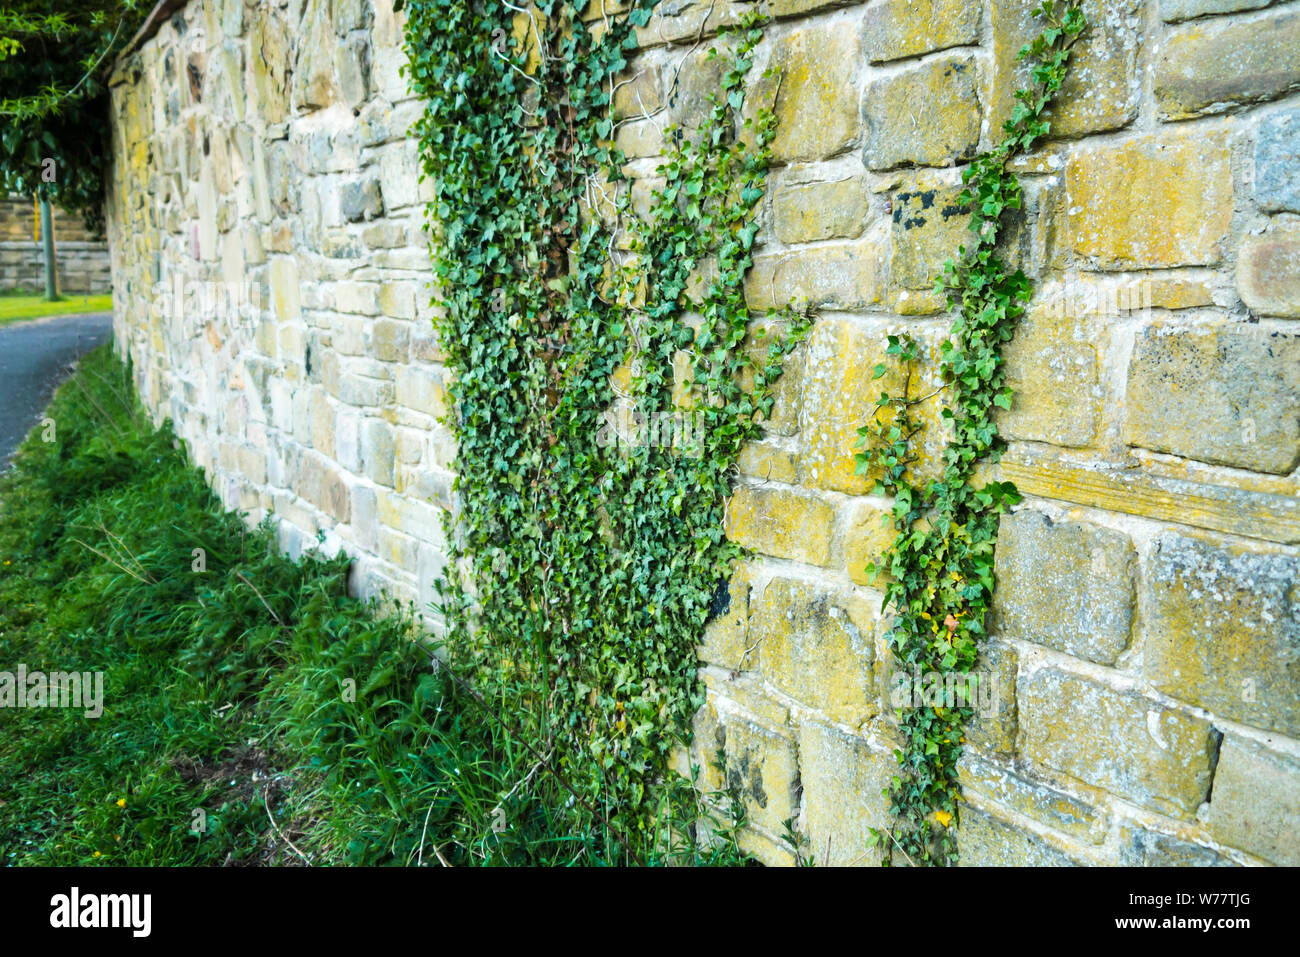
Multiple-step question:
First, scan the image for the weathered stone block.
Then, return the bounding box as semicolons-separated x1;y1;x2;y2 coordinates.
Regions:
269;257;301;321
991;0;1141;139
844;499;895;587
797;721;893;866
334;33;371;109
1256;109;1300;214
998;308;1101;447
699;567;751;671
959;753;1104;844
771;177;870;244
1018;667;1219;819
736;441;798;483
379;142;420;210
378;527;419;572
1143;532;1300;738
1161;0;1272;22
293;1;341;110
956;805;1077;866
862;0;981;64
992;509;1136;665
349;483;378;551
1062;130;1234;269
744;232;887;312
251;7;291;123
326;391;358;462
361;418;396;487
297;454;351;522
341;177;383;222
335;373;393;408
1155;9;1300;119
310;393;336;459
1124;324;1300;474
1237;226;1300;318
863;54;981;170
717;707;799;836
724;485;835;566
747;19;862;163
888;174;969;291
396;365;446;418
1118;824;1235;866
1206;735;1300;866
336;281;382;316
964;641;1019;756
612;63;663;121
798;316;898;496
371;319;409;363
380;281;417;320
752;577;876;727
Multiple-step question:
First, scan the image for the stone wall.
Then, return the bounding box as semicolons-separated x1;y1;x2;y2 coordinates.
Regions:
0;198;112;294
105;0;1300;866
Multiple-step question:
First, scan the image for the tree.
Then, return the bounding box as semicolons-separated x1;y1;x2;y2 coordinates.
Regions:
1;2;146;232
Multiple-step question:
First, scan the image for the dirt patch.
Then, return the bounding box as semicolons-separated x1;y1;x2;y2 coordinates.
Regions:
168;746;316;866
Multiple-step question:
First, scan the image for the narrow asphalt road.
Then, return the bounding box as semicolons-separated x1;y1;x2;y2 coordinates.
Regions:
0;312;115;469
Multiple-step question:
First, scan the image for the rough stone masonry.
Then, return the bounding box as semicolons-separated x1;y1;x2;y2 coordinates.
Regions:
106;0;1300;865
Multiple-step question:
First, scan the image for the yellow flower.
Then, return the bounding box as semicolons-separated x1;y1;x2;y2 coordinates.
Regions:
115;798;126;808
92;851;102;858
934;810;953;828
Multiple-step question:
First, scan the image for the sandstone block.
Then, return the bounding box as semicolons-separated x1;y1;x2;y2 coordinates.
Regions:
1018;667;1219;818
862;0;981;64
797;316;899;496
992;0;1142;138
724;485;835;566
1205;735;1300;865
1142;532;1300;738
1062;130;1233;269
956;805;1077;866
863;54;982;170
1236;226;1300;318
748;20;862;164
752;576;876;727
1124;324;1300;474
999;308;1101;447
797;721;893;866
1155;9;1300;119
1256;109;1300;214
744;233;887;312
992;509;1136;665
1161;0;1271;21
771;177;870;244
396;366;446;418
361;418;396;487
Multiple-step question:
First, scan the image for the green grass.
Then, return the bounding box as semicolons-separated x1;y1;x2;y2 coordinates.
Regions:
0;292;114;326
0;345;749;866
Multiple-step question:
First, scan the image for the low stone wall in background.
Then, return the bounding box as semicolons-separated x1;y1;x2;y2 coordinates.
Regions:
105;0;1300;867
0;198;112;294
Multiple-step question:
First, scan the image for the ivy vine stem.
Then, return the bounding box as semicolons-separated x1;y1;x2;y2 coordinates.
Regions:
858;0;1088;866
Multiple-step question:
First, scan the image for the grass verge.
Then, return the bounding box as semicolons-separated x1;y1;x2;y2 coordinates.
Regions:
0;293;114;326
0;345;747;865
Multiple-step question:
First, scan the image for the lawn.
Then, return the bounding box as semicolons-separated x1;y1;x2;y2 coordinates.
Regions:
0;293;114;326
0;345;745;866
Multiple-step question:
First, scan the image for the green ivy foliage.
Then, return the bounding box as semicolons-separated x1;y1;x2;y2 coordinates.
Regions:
402;1;803;860
0;2;145;230
858;1;1087;866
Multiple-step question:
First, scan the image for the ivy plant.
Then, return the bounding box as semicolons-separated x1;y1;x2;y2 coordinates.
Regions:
403;1;803;861
858;1;1087;866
